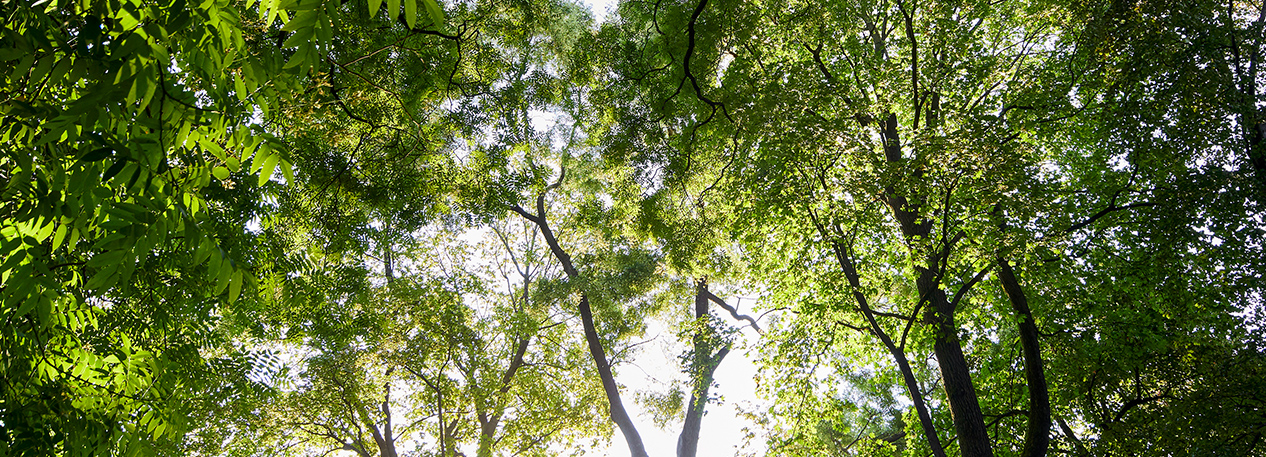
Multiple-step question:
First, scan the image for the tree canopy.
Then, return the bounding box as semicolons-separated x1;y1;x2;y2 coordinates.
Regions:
2;0;1264;456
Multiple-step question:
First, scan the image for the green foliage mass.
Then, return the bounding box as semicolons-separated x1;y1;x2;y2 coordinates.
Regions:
3;0;1265;455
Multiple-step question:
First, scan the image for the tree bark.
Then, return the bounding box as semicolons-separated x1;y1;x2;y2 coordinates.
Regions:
924;282;994;457
1055;415;1091;457
879;111;993;457
997;259;1051;457
825;239;948;457
509;176;650;457
476;336;531;457
576;294;650;457
1239;4;1266;191
677;279;731;457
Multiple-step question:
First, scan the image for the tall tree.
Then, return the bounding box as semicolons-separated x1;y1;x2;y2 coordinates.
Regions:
588;0;1266;456
0;0;333;452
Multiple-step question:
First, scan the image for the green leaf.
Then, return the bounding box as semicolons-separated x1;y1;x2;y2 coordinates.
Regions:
214;261;232;296
212;166;230;181
387;0;400;22
228;269;243;303
34;220;55;242
79;147;114;164
103;159;129;181
283;44;311;70
368;0;384;17
200;137;227;161
193;239;213;266
422;0;445;28
86;250;127;269
280;159;294;184
15;293;40;319
404;0;417;29
281;9;318;33
85;264;119;291
259;154;280;186
51;223;68;251
234;73;248;103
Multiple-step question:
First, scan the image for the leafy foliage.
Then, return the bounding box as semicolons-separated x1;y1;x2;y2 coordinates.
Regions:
4;0;1265;456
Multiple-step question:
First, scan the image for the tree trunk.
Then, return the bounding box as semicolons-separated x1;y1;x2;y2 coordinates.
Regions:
879;109;993;457
997;259;1051;457
924;280;994;457
578;294;650;457
510;176;651;457
677;279;730;457
825;240;948;457
476;336;532;457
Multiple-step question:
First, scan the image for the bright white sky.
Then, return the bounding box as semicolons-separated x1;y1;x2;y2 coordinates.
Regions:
585;0;617;22
602;325;767;457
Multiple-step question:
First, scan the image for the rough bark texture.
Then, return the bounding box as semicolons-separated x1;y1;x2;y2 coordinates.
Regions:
997;259;1051;457
925;284;994;457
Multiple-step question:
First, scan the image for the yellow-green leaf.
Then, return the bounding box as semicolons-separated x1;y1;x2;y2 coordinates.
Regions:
280;159;294;184
404;0;417;28
51;223;68;251
387;0;400;21
422;0;445;27
259;154;280;186
228;269;243;303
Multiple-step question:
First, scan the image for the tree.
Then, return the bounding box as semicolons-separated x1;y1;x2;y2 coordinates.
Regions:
587;0;1266;456
507;164;762;457
227;223;606;457
0;0;313;452
6;0;1266;455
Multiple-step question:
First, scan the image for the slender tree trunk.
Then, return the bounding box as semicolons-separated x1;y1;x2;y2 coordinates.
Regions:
510;181;650;457
1239;4;1266;190
997;259;1051;457
824;239;948;457
677;279;730;457
577;294;650;457
1055;415;1091;457
476;336;531;457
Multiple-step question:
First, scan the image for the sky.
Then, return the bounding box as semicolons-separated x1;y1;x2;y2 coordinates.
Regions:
569;1;769;454
585;0;618;22
602;326;768;457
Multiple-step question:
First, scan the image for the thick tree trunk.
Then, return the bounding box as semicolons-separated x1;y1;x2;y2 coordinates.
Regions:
997;259;1051;457
878;109;993;457
677;346;729;457
924;282;994;457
